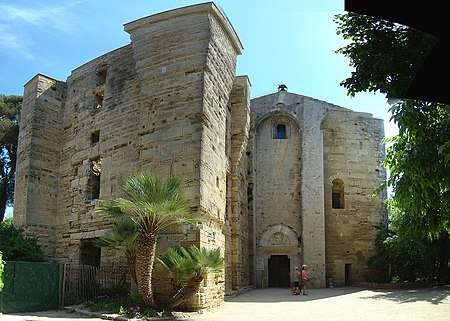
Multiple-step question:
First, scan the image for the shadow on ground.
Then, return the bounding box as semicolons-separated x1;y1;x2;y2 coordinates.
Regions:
361;285;450;305
223;286;365;303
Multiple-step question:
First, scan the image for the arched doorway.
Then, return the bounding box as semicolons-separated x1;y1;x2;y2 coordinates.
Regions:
268;255;290;287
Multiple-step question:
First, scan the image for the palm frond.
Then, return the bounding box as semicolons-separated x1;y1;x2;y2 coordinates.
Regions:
159;245;224;284
93;172;199;308
95;199;126;219
157;247;197;285
94;218;138;257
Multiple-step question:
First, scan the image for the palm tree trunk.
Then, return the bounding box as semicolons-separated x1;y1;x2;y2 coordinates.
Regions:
168;276;203;309
0;177;8;222
127;255;138;288
135;233;157;307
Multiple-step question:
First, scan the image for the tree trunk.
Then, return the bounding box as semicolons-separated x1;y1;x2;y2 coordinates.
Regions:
437;233;450;284
0;181;7;222
168;276;203;309
127;255;138;288
135;233;157;308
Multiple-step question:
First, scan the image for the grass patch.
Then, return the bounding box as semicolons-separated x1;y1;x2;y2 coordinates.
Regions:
84;293;158;319
85;295;130;313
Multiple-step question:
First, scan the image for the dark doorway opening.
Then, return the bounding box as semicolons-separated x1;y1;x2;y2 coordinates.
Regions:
345;263;351;286
80;238;101;267
268;255;290;287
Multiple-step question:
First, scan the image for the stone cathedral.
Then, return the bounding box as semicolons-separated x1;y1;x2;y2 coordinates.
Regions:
14;2;387;309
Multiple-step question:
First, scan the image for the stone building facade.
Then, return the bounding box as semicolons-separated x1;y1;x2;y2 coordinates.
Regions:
14;2;387;309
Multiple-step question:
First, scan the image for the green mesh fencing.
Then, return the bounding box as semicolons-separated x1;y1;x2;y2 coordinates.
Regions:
0;261;61;313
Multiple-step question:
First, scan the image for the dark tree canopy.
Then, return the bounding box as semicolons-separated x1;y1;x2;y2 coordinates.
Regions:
0;95;22;221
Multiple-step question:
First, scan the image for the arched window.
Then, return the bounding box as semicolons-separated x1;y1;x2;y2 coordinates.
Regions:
332;178;344;209
276;124;286;139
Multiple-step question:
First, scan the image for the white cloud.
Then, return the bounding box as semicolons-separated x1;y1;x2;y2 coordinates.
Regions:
0;3;79;32
0;2;84;59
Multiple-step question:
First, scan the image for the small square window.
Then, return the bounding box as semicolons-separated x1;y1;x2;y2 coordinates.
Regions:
91;130;100;145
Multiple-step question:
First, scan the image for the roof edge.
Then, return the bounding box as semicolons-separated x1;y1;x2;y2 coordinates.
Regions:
124;2;243;54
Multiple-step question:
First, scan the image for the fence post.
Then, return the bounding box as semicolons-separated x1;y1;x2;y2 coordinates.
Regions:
59;263;66;307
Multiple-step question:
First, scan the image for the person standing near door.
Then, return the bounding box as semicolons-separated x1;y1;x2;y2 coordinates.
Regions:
292;266;301;294
301;265;310;295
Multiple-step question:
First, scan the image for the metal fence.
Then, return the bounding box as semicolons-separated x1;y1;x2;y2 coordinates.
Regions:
62;264;129;305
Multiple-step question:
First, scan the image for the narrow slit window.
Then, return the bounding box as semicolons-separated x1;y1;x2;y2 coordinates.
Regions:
96;68;107;86
95;90;104;109
87;157;102;200
332;178;345;209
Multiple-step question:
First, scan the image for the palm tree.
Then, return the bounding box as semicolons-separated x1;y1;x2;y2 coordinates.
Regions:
158;245;224;309
94;218;138;287
96;172;196;308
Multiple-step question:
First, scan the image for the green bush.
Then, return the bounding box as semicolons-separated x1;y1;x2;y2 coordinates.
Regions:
85;292;158;319
86;296;129;313
0;251;4;291
0;218;46;262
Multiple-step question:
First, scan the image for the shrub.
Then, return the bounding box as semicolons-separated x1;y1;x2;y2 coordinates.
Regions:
0;251;4;291
0;218;46;262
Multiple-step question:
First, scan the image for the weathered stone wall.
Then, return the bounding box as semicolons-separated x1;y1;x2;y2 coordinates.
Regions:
227;76;251;292
322;110;387;286
251;91;303;288
248;92;386;289
15;74;66;258
54;45;140;265
298;97;328;287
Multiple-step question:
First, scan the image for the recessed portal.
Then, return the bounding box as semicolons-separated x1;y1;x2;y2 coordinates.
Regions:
268;255;290;287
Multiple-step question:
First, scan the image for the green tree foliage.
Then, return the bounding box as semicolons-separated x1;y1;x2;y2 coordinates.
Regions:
96;172;197;308
0;95;22;221
386;101;450;237
384;101;450;283
0;251;4;291
0;218;46;262
158;245;224;309
334;13;437;100
335;13;450;284
369;217;438;284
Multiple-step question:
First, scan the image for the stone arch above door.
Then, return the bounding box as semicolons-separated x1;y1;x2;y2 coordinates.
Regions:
260;225;299;247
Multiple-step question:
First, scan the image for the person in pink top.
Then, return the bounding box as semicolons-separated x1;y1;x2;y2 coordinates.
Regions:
301;265;310;295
